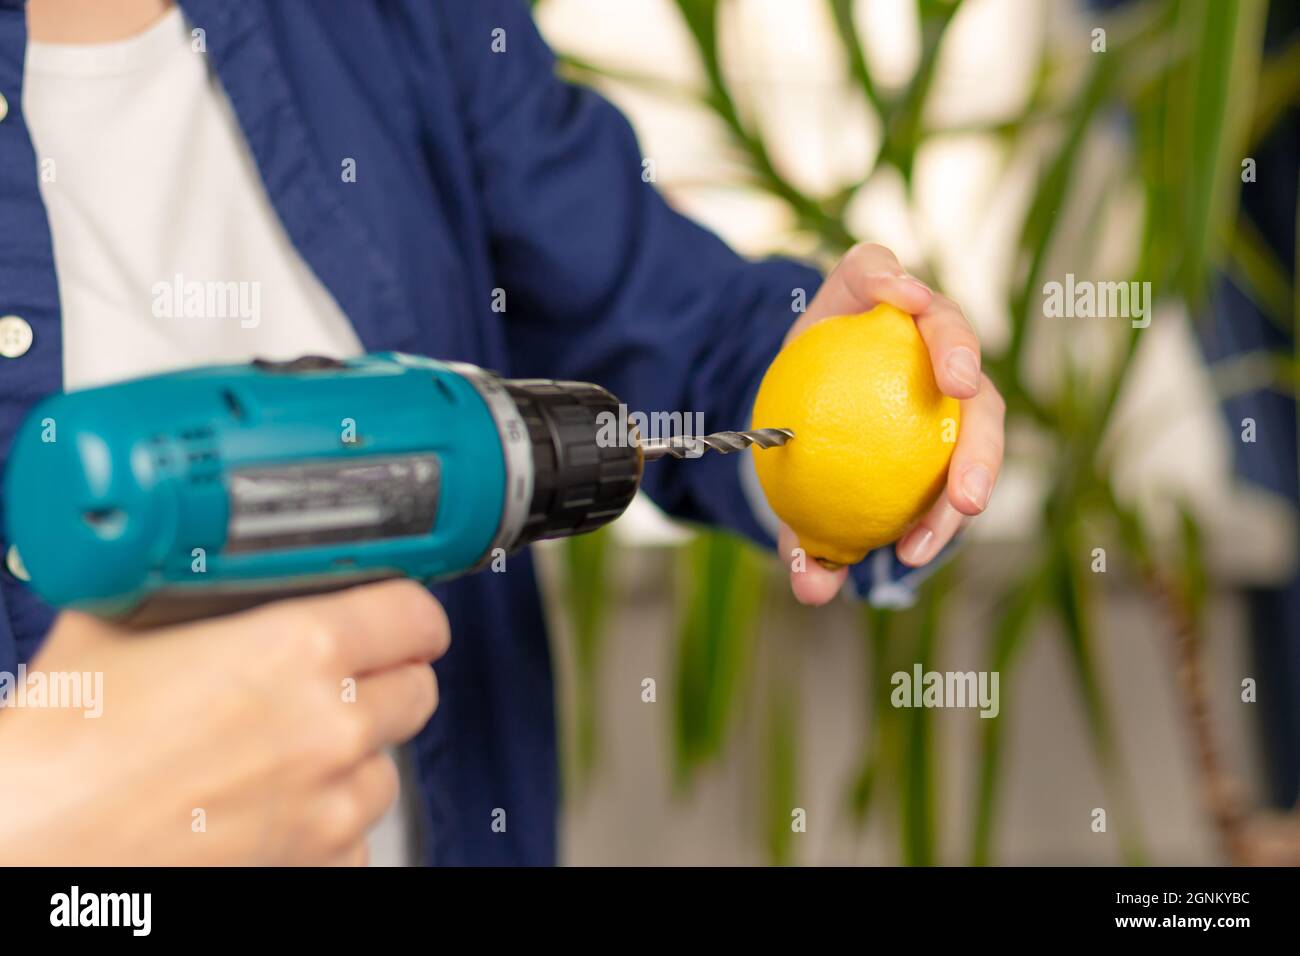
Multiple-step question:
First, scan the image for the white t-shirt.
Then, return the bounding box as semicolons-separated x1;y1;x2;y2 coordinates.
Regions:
23;7;363;389
23;8;414;865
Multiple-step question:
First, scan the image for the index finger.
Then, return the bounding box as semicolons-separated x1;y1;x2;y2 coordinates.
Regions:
799;243;934;330
912;293;983;400
261;578;451;675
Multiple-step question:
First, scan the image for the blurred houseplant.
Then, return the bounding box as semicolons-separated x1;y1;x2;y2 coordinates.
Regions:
543;0;1299;864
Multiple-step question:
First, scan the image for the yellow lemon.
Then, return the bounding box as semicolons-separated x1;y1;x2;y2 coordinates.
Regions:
751;304;959;566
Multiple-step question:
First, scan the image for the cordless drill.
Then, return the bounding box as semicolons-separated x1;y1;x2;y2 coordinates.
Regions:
3;352;791;625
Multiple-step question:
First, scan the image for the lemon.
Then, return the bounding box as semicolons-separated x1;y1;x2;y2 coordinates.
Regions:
751;304;959;566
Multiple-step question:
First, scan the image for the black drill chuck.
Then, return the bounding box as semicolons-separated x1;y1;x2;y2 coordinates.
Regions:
502;379;642;548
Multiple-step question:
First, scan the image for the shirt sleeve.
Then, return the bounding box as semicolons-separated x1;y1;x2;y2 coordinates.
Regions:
433;0;820;544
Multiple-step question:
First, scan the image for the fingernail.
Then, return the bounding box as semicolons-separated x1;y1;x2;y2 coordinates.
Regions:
901;276;932;297
946;347;980;392
962;465;992;511
898;526;935;566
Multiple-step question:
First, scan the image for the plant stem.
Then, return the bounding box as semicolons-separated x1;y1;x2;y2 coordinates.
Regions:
1143;571;1250;862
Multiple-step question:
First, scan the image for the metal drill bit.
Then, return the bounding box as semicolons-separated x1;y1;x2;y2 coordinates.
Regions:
638;428;794;461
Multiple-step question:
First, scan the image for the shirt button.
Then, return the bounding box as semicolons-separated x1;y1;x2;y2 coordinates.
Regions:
0;315;33;358
6;545;30;582
0;92;8;123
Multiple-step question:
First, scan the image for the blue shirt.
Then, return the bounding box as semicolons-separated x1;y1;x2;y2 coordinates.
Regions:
0;0;930;864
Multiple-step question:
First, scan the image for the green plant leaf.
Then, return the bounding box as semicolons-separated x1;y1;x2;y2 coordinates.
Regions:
1250;30;1300;148
1004;59;1112;374
900;579;944;866
670;0;721;82
668;0;856;246
1223;212;1295;332
827;0;887;118
672;530;767;785
970;562;1048;865
557;52;705;105
1169;0;1268;307
847;606;895;826
763;674;800;866
1099;478;1152;574
886;0;964;181
561;526;613;787
1052;536;1145;865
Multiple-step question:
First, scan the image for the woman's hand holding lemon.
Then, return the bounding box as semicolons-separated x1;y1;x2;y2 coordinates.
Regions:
755;243;1006;606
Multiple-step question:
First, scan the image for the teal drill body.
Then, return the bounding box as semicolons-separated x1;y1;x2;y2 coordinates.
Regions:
3;352;642;623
